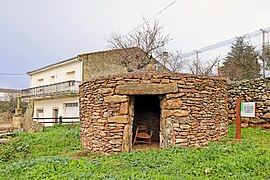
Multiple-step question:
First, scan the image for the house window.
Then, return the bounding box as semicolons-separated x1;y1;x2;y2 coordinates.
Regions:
37;78;44;85
66;71;75;80
36;108;44;118
50;75;55;83
64;103;78;117
67;81;75;86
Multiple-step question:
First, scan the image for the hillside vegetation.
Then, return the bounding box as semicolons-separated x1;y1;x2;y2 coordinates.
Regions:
0;124;269;179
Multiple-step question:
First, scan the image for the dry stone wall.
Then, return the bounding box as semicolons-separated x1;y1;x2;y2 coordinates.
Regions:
80;72;228;154
228;78;270;129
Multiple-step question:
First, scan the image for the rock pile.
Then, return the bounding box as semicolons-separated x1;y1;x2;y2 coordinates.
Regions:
228;78;270;129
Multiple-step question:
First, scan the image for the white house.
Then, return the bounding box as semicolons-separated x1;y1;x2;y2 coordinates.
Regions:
21;48;168;125
22;57;82;123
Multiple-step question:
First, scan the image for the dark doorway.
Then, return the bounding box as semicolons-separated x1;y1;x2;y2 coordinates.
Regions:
132;95;160;145
52;108;59;123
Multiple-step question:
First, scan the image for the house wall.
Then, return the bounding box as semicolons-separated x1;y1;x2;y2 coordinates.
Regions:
30;60;82;88
80;50;128;82
228;78;270;129
80;48;166;82
34;96;79;124
80;72;228;154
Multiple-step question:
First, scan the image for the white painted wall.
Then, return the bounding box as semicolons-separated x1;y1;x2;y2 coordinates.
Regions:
30;60;82;88
27;59;82;126
34;96;79;126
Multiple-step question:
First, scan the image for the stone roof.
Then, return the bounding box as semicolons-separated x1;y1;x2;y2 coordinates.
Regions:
81;71;227;86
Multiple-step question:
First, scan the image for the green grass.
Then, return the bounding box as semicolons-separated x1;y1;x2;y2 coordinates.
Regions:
0;124;269;179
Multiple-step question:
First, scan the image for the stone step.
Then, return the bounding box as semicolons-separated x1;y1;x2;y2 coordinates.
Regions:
0;132;13;137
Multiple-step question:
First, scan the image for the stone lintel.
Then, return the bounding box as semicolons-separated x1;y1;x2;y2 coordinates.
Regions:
115;83;178;95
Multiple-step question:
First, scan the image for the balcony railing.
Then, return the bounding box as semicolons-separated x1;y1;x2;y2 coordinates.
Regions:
21;80;81;99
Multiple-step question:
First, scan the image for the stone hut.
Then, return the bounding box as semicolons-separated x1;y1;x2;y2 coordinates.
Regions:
80;72;228;154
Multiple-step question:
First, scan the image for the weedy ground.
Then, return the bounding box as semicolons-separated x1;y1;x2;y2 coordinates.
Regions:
0;124;269;179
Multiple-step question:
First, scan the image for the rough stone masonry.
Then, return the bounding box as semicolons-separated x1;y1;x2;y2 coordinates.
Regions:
228;78;270;129
80;72;228;154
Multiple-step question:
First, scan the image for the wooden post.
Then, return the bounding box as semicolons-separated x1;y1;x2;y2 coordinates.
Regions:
236;98;242;140
59;116;63;125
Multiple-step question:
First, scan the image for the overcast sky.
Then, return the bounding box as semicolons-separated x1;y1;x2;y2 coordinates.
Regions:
1;0;270;89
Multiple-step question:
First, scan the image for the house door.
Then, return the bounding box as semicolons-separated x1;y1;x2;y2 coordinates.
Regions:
53;108;59;122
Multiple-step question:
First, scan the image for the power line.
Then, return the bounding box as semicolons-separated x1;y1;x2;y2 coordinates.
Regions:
0;73;25;76
182;27;270;58
125;0;178;36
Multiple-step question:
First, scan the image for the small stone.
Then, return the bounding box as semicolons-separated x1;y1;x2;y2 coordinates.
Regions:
104;95;128;103
263;123;270;129
108;115;129;123
241;117;249;123
175;139;188;143
112;148;121;152
262;95;268;100
191;107;201;111
202;80;214;87
178;132;188;136
265;100;270;106
161;99;182;109
103;112;111;118
249;118;266;124
180;124;190;129
119;102;129;115
199;111;206;115
162;110;189;117
261;113;270;119
98;88;113;94
241;123;249;128
166;93;185;99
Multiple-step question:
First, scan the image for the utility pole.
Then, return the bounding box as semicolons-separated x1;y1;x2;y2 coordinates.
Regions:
194;50;200;75
260;29;267;78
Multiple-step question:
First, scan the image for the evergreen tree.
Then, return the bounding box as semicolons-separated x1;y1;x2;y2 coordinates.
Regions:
263;44;270;70
222;37;261;81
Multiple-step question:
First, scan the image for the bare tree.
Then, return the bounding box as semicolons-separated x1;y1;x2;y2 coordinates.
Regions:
189;55;220;76
0;93;27;114
107;18;170;71
167;51;186;73
0;93;16;113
